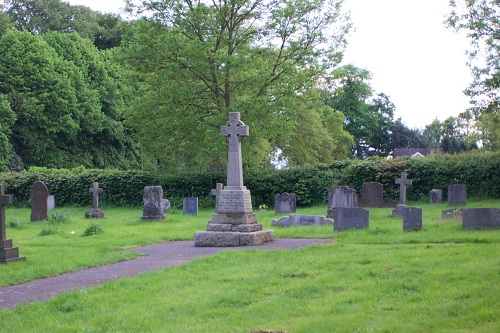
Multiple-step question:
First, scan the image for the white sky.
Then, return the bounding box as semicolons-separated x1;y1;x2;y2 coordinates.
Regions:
67;0;473;129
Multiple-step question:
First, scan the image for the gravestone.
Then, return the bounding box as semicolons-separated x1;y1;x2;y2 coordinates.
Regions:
392;172;412;216
30;181;49;222
47;195;55;210
85;182;105;218
442;208;463;219
183;197;198;215
272;214;333;227
429;189;442;204
402;207;422;231
462;208;500;229
358;182;396;208
448;184;467;206
274;192;296;214
331;207;369;232
1;184;26;263
161;198;170;212
327;186;357;218
141;186;165;221
194;113;274;246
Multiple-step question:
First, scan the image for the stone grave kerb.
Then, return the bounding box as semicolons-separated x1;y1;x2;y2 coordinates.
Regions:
220;112;249;189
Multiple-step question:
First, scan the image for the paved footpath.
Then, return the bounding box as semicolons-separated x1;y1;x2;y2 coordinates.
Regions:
0;238;332;310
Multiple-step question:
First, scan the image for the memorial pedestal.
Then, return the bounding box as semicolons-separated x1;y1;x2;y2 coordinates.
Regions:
0;239;25;263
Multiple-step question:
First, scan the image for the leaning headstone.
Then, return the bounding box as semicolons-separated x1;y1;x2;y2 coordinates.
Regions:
161;198;170;212
429;189;442;204
141;186;165;221
183;197;198;215
331;207;370;232
392;172;412;216
327;186;357;217
274;192;296;214
402;207;422;231
272;214;333;227
85;182;104;218
462;208;500;229
1;184;26;263
448;184;467;206
194;112;274;246
47;195;55;210
358;182;396;208
30;181;49;222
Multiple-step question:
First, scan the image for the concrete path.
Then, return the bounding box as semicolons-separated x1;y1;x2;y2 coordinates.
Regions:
0;238;332;310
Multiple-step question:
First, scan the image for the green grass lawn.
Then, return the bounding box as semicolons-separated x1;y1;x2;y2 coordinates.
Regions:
1;200;499;332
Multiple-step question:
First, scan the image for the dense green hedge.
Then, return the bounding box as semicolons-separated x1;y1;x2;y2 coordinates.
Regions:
0;152;498;209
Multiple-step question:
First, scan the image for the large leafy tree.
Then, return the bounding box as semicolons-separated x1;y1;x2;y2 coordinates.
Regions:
448;0;500;150
121;0;352;172
0;94;16;171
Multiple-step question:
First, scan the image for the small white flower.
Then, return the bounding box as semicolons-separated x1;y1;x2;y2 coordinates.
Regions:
70;231;75;234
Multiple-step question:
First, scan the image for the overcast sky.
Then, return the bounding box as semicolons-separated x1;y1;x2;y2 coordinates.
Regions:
66;0;473;129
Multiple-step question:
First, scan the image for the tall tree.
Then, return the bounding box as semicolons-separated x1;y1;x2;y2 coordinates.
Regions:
390;121;430;149
122;0;352;172
448;0;500;150
0;94;16;171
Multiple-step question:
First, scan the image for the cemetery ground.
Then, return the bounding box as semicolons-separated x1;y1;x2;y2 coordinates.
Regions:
1;200;499;332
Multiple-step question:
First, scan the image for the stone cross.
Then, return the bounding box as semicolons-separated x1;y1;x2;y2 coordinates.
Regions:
89;182;103;210
1;185;13;241
220;112;249;187
211;183;223;209
395;172;412;205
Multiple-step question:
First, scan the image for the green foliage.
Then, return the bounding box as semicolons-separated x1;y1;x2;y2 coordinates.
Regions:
83;222;104;237
7;218;25;229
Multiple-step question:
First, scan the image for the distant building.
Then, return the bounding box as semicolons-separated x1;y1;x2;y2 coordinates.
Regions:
393;148;441;158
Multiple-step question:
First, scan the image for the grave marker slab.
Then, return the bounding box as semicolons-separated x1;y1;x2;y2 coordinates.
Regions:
141;186;165;221
274;192;296;214
429;189;442;204
161;198;170;212
30;181;49;222
183;197;198;215
327;186;358;218
272;214;333;227
392;172;412;216
448;184;467;206
48;195;55;210
85;182;104;218
402;207;422;231
462;208;500;229
194;113;273;246
358;182;396;208
331;207;370;232
1;184;26;263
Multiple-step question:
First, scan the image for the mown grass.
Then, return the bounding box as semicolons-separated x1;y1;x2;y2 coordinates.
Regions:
0;199;499;332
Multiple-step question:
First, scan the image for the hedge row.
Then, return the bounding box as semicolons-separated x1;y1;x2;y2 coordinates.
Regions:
0;152;498;209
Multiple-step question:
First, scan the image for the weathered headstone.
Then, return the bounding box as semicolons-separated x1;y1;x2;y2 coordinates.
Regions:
85;182;105;218
47;195;55;210
402;207;422;231
462;208;500;229
274;192;296;214
183;197;198;215
331;207;369;232
327;186;357;218
429;189;442;204
194;113;274;246
30;181;49;222
1;184;26;263
392;172;412;216
141;186;165;221
161;198;170;212
448;184;467;206
272;214;333;227
358;182;396;208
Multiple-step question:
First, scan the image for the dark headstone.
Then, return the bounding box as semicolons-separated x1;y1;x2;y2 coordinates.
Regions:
327;186;358;218
402;207;422;231
272;214;333;227
442;208;463;219
448;184;467;206
274;192;296;214
331;207;370;232
358;182;396;208
1;184;26;263
183;197;198;215
462;208;500;229
30;181;49;222
141;186;165;221
392;172;412;216
85;182;104;218
429;189;442;204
